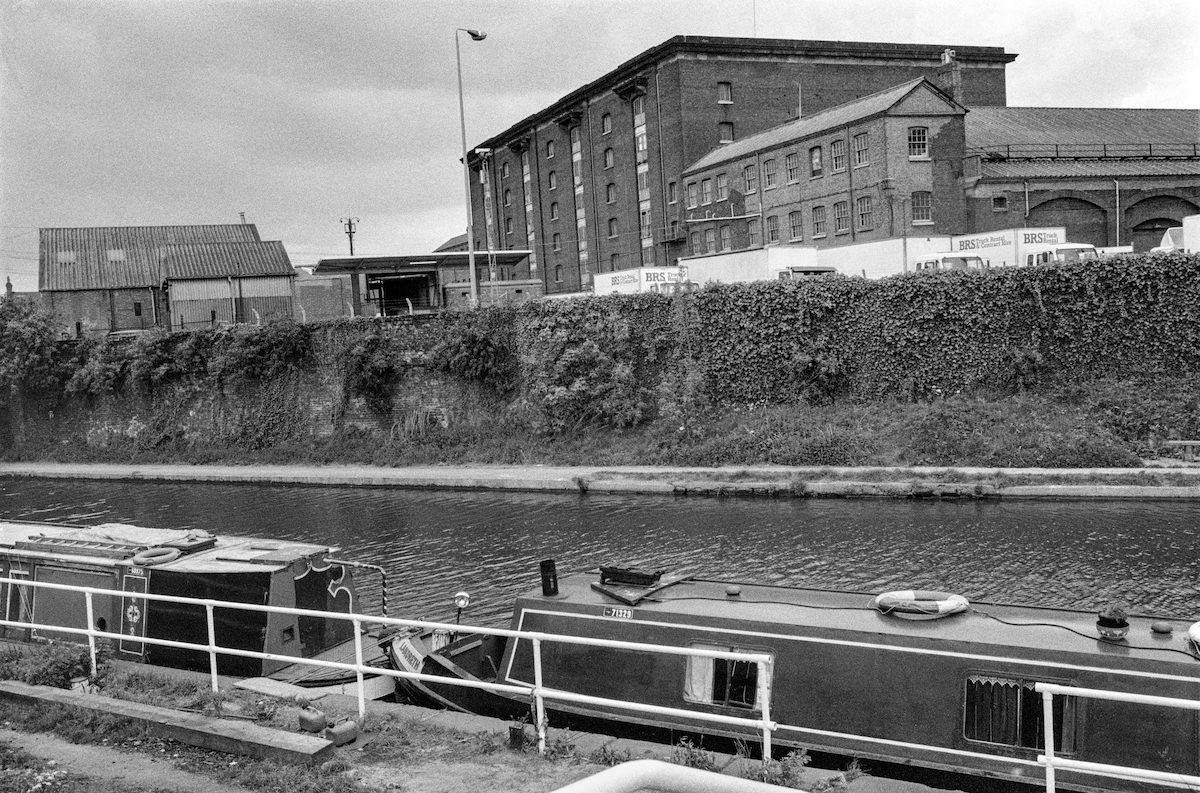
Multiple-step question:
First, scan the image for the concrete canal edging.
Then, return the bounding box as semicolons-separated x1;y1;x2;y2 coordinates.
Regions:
1;461;1199;499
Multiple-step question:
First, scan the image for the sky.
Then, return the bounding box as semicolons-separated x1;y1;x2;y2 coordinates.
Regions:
1;0;1197;291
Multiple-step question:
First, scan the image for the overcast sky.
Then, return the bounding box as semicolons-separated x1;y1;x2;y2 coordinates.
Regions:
2;0;1197;290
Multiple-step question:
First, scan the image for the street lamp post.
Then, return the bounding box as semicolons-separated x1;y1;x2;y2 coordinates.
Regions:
456;28;486;308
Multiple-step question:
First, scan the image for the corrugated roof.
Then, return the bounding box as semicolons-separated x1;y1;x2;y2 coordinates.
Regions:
965;107;1200;149
313;250;532;274
39;224;262;291
685;79;953;173
161;241;294;280
981;159;1200;179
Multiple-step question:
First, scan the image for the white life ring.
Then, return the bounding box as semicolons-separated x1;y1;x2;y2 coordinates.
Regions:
1187;622;1200;653
131;546;181;567
872;590;969;618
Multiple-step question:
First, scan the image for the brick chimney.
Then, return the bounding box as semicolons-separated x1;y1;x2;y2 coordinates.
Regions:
933;48;964;105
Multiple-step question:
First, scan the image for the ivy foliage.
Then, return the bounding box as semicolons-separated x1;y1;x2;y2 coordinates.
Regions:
0;299;69;400
430;307;519;396
340;331;408;415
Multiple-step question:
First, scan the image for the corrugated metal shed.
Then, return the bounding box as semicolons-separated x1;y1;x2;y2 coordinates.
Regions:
39;224;262;291
685;79;956;173
981;160;1200;179
966;108;1200;149
161;241;294;280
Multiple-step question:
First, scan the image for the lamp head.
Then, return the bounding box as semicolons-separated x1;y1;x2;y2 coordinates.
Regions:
466;30;486;41
454;591;471;610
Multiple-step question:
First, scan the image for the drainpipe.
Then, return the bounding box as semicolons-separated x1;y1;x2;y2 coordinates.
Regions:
148;286;158;327
755;153;765;247
227;276;236;324
1023;181;1030;219
1112;179;1121;246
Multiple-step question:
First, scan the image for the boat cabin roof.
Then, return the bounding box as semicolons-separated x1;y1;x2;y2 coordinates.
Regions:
522;571;1200;674
0;520;338;574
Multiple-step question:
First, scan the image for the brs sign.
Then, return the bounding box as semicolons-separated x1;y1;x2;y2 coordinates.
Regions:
1023;231;1062;244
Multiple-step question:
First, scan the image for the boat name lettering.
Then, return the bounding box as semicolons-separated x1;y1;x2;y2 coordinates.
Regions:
603;607;634;620
394;639;423;672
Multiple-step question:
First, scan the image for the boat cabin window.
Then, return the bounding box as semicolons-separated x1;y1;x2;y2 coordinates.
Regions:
294;563;354;656
963;675;1076;753
684;644;767;710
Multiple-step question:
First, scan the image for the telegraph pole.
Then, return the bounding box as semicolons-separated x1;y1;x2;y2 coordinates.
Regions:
341;217;360;255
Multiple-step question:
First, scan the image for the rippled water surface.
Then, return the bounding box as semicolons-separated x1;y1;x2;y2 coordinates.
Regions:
1;479;1196;623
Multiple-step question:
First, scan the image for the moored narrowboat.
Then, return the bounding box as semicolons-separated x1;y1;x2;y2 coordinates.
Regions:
391;563;1200;792
0;519;393;698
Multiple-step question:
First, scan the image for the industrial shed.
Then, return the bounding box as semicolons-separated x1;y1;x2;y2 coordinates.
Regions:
162;241;296;330
37;224;295;337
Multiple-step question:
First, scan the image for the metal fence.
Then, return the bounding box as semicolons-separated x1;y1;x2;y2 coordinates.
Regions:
1037;682;1200;792
0;576;776;757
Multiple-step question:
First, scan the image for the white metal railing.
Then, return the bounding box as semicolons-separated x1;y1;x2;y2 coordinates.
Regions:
0;576;776;757
1037;682;1200;792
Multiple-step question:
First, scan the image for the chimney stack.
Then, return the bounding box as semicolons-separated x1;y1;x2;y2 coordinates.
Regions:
933;48;964;104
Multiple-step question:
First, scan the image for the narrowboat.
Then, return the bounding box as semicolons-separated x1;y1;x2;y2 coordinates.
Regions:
0;519;393;699
389;562;1200;792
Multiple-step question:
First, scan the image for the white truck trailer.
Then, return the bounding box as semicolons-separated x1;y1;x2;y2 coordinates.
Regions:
678;245;836;286
814;235;987;279
1150;214;1200;254
949;227;1098;267
591;266;690;295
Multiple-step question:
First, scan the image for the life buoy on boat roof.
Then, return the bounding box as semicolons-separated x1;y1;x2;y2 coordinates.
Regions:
1187;622;1200;653
131;546;182;567
872;590;969;618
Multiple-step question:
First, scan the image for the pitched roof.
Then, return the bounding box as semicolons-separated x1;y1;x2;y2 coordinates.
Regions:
160;241;294;280
434;233;468;252
980;159;1200;180
965;107;1200;152
685;79;959;173
474;36;1013;153
39;224;270;291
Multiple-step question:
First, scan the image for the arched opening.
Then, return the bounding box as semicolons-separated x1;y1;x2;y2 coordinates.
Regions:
1125;196;1200;252
1027;198;1107;247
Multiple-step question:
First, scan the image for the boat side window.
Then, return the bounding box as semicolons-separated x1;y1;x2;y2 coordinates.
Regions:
684;644;766;710
963;675;1076;753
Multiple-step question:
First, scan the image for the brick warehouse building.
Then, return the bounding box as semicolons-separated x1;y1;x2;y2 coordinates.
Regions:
466;35;1199;293
466;36;1016;294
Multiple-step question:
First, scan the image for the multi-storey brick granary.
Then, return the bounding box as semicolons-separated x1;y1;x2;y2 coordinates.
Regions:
465;35;1199;295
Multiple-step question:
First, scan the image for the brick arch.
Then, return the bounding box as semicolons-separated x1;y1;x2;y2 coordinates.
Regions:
1027;197;1107;247
1125;195;1200;252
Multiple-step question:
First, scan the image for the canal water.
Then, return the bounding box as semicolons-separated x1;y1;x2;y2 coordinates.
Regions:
1;478;1197;624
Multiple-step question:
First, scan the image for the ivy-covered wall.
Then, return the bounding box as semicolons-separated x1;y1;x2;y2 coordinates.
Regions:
3;253;1197;455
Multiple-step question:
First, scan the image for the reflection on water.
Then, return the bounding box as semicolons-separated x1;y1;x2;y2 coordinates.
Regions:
1;479;1196;624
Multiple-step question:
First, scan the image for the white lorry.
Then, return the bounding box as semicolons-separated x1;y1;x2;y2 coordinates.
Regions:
678;245;836;286
949;227;1098;267
815;235;986;279
1150;214;1200;254
591;266;690;295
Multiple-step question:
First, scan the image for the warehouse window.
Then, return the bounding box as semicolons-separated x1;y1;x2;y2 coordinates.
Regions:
552;233;562;251
704;228;717;253
834;201;850;233
716;173;728;201
812;206;827;237
701;178;713;205
993;196;1009;213
554;264;563;282
719;122;734;143
913;192;933;224
604;148;614;169
831;140;847;172
550;201;559;219
788;211;803;241
503;188;511;207
601;113;613;135
908;127;929;159
763;159;777;189
765;215;780;243
743;164;757;194
810;146;823;177
963;676;1076;753
667;181;678;204
690;232;702;256
719;225;732;251
686;182;699;209
856;196;873;230
853;133;870;166
785;153;800;183
504;217;513;235
748;219;761;246
500;162;510;178
605;185;616;204
546;140;555;159
548;171;558;190
717;82;733;104
133;302;142;317
608;218;618;238
610;253;620;270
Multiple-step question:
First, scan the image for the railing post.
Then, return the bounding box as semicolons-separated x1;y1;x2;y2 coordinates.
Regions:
532;636;547;755
1042;689;1057;793
353;617;366;720
758;658;772;763
205;602;219;693
84;591;97;678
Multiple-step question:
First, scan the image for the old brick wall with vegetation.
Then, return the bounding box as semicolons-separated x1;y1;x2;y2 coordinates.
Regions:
2;253;1197;467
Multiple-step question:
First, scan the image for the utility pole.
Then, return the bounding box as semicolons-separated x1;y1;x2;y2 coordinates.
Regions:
341;217;360;255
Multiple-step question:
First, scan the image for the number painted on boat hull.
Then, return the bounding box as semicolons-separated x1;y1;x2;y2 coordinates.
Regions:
603;607;633;620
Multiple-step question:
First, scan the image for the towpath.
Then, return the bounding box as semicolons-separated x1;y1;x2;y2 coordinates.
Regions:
0;460;1198;499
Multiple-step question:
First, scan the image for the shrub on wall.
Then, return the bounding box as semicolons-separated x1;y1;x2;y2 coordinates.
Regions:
430;307;519;396
340;331;407;415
